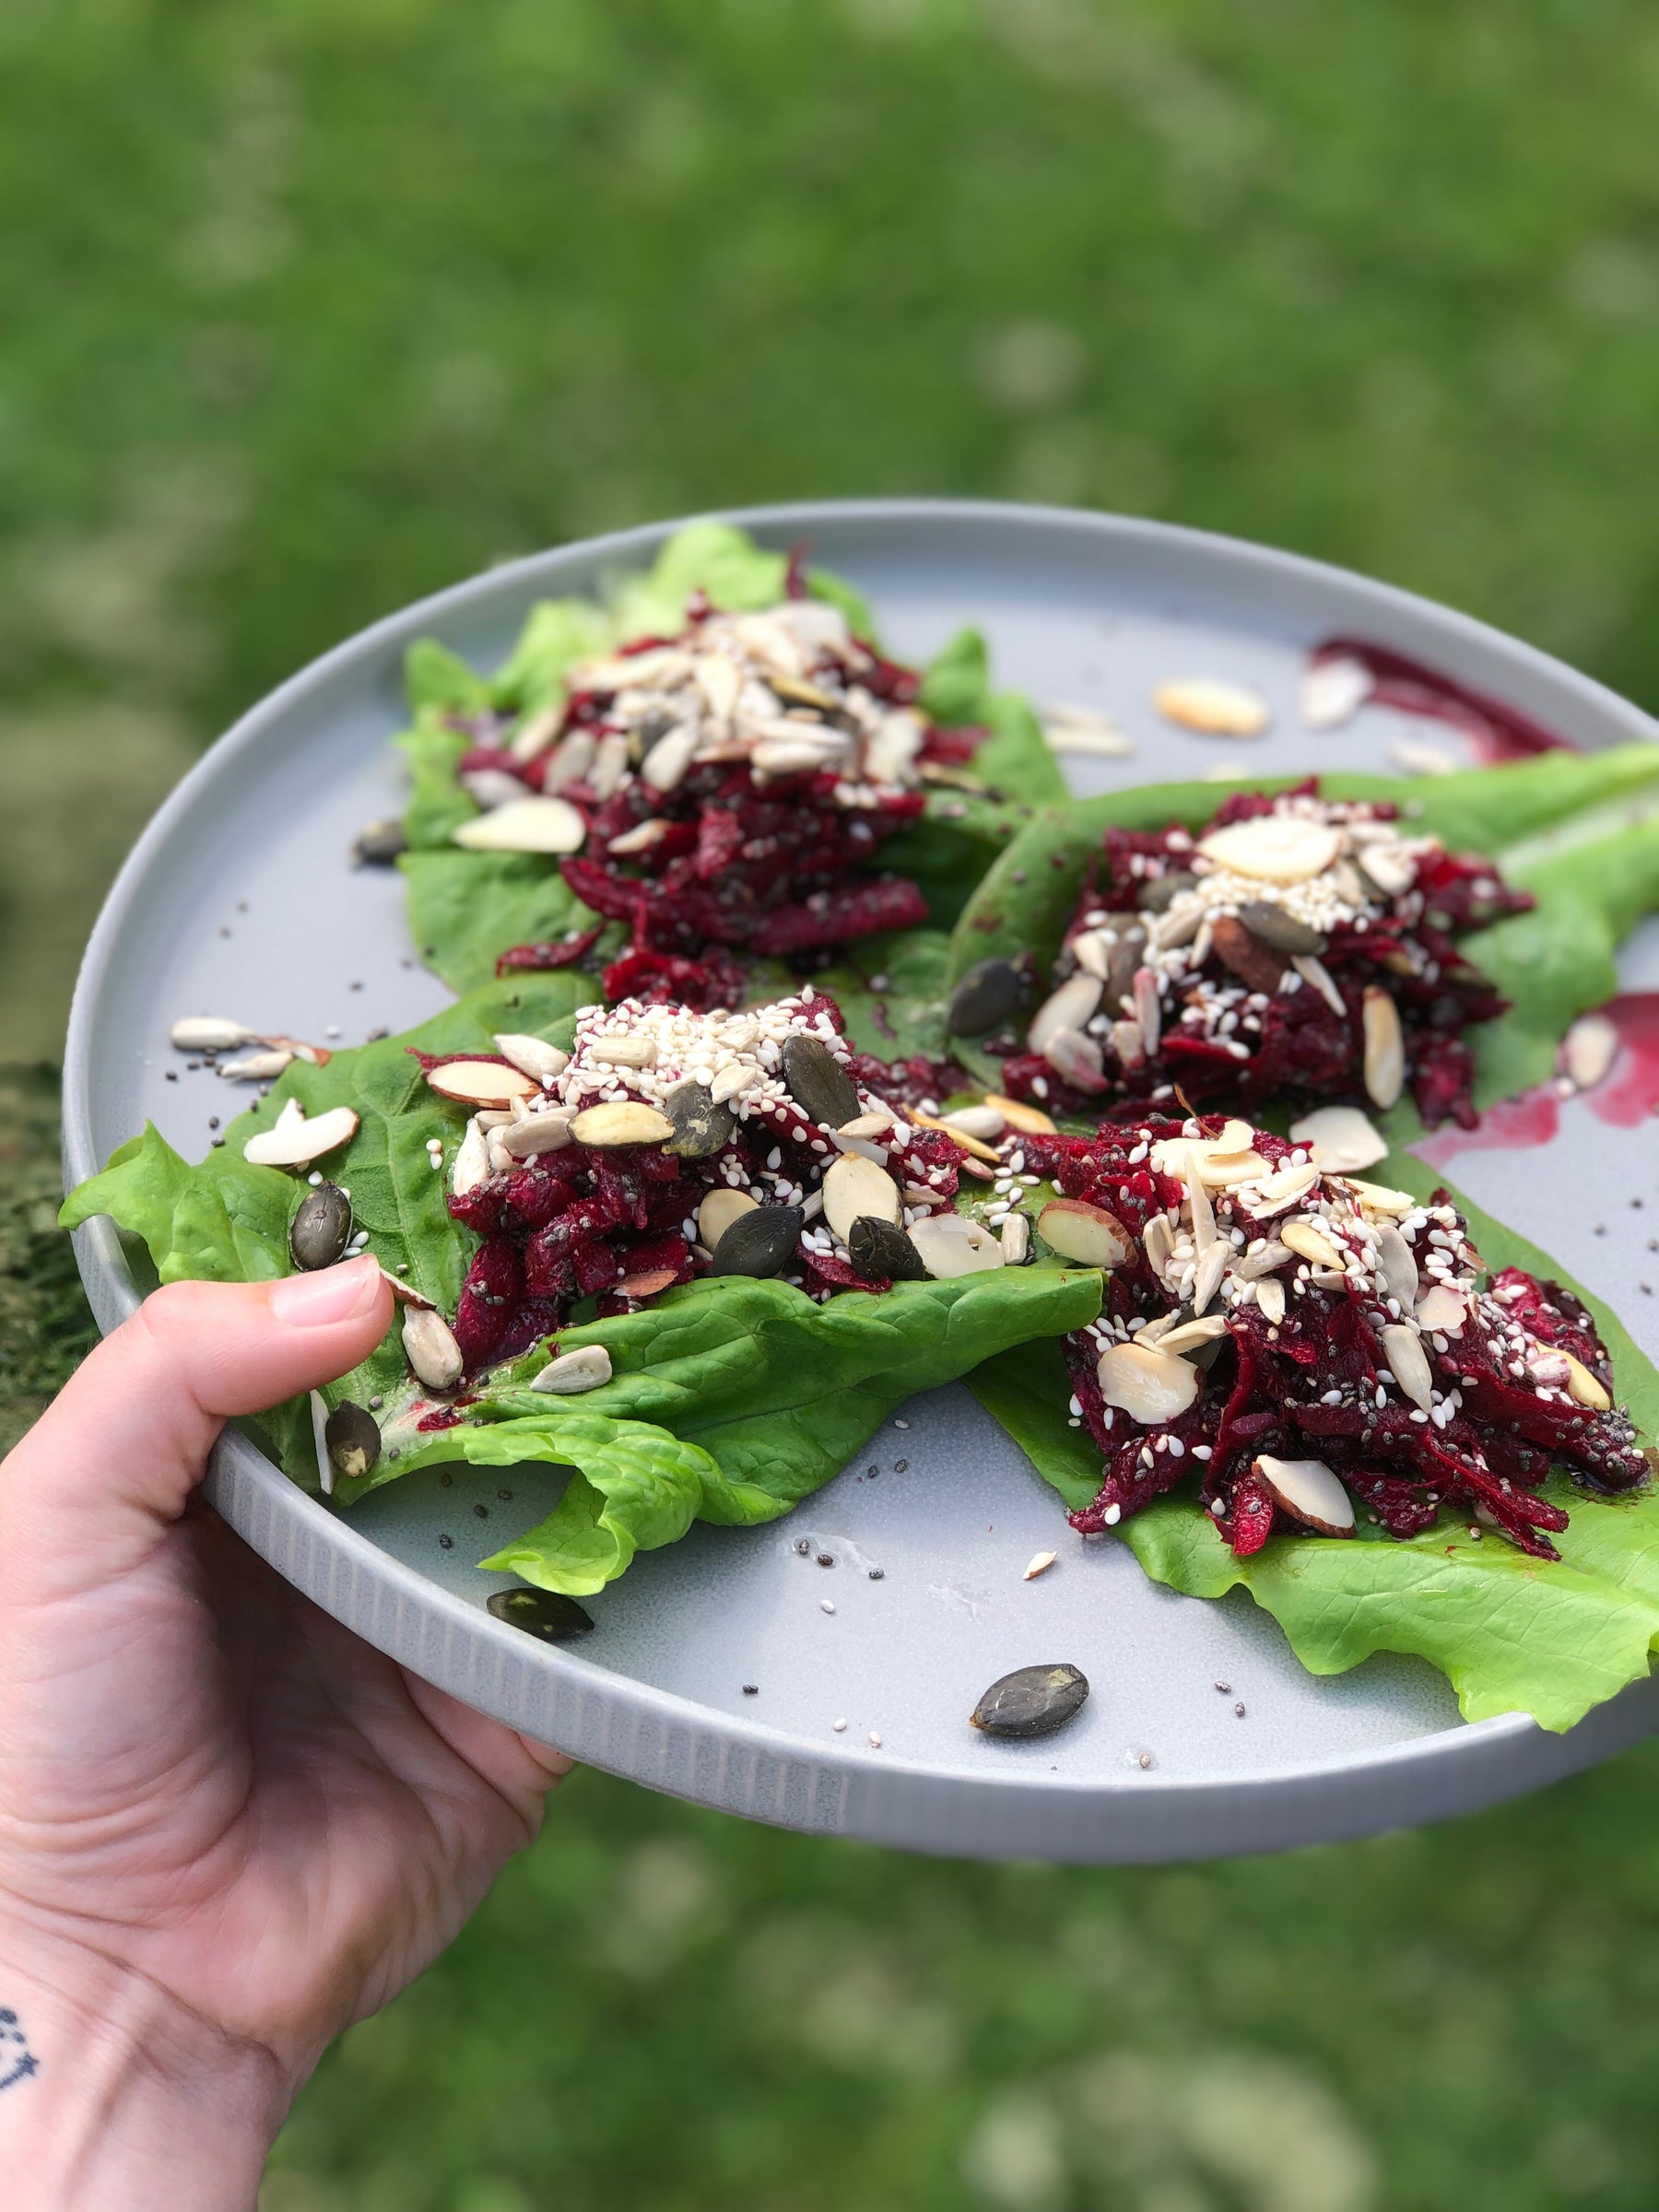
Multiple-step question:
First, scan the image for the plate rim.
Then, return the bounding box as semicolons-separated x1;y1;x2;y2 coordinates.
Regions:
62;497;1659;1858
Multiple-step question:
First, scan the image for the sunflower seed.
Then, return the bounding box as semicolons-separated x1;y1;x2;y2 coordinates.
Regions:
1023;1549;1058;1579
908;1213;1005;1277
946;958;1026;1038
589;731;631;798
509;706;566;767
662;1081;737;1160
712;1205;805;1277
324;1400;381;1483
1562;1012;1618;1091
171;1016;256;1052
971;1662;1089;1737
1037;1200;1133;1269
243;1100;360;1169
1137;870;1199;913
569;1100;676;1147
782;1034;861;1129
1254;1277;1288;1326
1068;929;1115;981
1254;1453;1354;1535
998;1213;1031;1265
606;818;670;856
460;767;534;811
500;1112;575;1159
1361;988;1405;1109
1155;1312;1230;1358
487;1588;595;1642
1044;1024;1106;1089
289;1182;353;1270
1096;1340;1201;1422
1375;1224;1419;1309
218;1048;296;1082
1029;971;1102;1055
822;1151;902;1242
1381;1323;1433;1410
1236;901;1327;956
403;1306;464;1390
530;1345;613;1394
847;1215;928;1282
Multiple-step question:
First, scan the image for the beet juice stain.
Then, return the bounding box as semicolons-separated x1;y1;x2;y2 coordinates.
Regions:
1312;639;1571;765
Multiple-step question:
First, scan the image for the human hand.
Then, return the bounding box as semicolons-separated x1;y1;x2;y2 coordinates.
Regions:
0;1259;571;2211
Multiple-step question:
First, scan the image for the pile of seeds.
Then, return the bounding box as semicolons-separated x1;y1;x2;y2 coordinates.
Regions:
437;593;984;1005
974;783;1532;1130
1016;1109;1649;1559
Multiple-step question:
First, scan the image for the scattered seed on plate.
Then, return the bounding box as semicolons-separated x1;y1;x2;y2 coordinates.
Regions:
821;1599;836;1615
1023;1551;1058;1580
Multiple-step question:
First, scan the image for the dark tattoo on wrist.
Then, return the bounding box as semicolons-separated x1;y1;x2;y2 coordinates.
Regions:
0;2009;39;2092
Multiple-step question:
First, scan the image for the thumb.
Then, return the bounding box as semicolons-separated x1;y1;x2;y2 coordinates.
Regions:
0;1257;394;1593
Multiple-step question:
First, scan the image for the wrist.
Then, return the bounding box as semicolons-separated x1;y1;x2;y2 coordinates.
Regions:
0;1916;288;2212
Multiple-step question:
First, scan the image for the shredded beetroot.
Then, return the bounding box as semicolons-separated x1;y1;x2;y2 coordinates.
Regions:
1000;783;1532;1132
1029;1113;1649;1562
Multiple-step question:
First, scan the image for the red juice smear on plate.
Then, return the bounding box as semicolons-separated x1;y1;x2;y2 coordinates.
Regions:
1314;639;1571;764
1415;994;1659;1169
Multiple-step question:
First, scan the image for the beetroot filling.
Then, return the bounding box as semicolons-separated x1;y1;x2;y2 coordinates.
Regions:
999;782;1533;1131
473;594;982;1009
1023;1113;1648;1563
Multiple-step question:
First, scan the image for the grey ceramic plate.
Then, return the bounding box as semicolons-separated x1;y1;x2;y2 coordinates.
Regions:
65;501;1659;1863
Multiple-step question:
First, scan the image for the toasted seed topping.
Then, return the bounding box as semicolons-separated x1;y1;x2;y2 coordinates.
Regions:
971;1662;1089;1736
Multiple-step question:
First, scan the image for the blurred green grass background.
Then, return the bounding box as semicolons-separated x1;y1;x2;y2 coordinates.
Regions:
7;1;1659;2204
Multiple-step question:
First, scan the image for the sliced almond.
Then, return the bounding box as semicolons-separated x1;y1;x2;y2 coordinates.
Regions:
1028;971;1102;1055
1254;1277;1287;1326
910;1109;1000;1164
540;728;597;792
530;1345;613;1394
1334;1175;1416;1218
1229;1241;1291;1281
1142;1212;1176;1278
500;1111;575;1159
425;1059;539;1109
589;731;631;799
1036;1199;1133;1269
1154;677;1270;738
1381;1323;1434;1411
1182;1150;1217;1252
640;725;699;793
1375;1224;1419;1311
698;1187;759;1249
1299;654;1372;732
1562;1012;1618;1092
569;1100;676;1148
452;795;587;854
822;1151;903;1243
1155;1312;1230;1357
402;1306;464;1391
1254;1454;1355;1535
710;1062;750;1106
1415;1286;1467;1335
243;1100;360;1169
607;818;671;856
1289;1105;1387;1173
1361;987;1405;1110
941;1105;1006;1142
511;705;567;768
492;1032;569;1086
983;1093;1057;1135
1096;1340;1201;1424
909;1212;1005;1277
1561;1348;1612;1413
1197;815;1343;886
1279;1217;1342;1270
1191;1240;1229;1316
1293;953;1347;1018
1244;1161;1320;1215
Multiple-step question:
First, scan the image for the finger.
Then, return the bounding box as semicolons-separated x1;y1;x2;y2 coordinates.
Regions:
400;1670;575;1819
0;1259;393;1591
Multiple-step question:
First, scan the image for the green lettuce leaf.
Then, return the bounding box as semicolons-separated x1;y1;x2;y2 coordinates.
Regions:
400;849;619;999
63;982;1102;1586
969;1151;1659;1732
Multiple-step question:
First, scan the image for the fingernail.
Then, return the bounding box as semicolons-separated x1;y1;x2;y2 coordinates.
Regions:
270;1254;384;1327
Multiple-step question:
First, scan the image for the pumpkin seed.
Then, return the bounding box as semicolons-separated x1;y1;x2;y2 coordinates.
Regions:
781;1033;861;1128
352;818;408;866
487;1588;595;1642
712;1205;804;1277
661;1081;737;1159
1236;901;1327;956
569;1100;677;1147
947;957;1027;1038
970;1662;1089;1737
324;1400;381;1483
289;1182;353;1271
403;1306;465;1390
847;1215;927;1282
822;1151;902;1242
